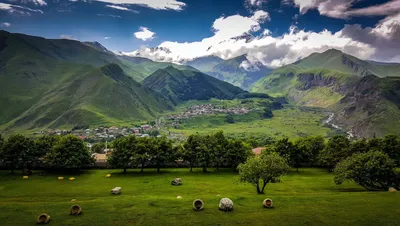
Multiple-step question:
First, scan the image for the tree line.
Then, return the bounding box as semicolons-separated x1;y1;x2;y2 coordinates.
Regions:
0;132;399;192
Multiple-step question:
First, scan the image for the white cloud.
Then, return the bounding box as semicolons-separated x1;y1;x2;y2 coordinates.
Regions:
134;27;155;41
291;0;400;19
89;0;185;10
105;4;139;12
1;22;11;27
97;13;122;18
103;36;111;40
0;2;43;14
127;9;400;68
246;0;267;9
15;0;47;6
60;34;77;40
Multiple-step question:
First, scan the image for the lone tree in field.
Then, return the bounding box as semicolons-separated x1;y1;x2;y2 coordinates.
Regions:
44;135;94;170
238;153;289;194
334;151;398;191
109;136;136;173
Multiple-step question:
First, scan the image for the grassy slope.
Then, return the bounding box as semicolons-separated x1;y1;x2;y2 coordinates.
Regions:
142;66;245;104
0;168;399;226
168;106;332;139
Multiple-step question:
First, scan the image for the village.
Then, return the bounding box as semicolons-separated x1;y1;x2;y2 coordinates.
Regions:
33;124;159;143
168;104;250;120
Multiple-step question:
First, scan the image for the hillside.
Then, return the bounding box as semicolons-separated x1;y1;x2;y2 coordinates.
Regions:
0;31;179;131
142;66;246;104
186;55;271;89
250;49;400;137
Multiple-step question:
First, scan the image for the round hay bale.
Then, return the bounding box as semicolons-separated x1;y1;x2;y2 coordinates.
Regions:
105;174;111;178
219;198;233;211
70;205;82;215
263;198;273;208
23;176;29;179
388;187;397;193
193;199;204;211
37;213;50;224
69;177;76;181
177;196;182;199
58;177;64;180
171;178;182;186
71;199;77;202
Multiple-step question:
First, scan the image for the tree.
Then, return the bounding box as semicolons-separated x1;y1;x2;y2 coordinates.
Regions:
151;137;175;172
274;138;298;169
319;135;351;170
334;151;397;191
226;139;252;172
134;137;152;172
33;135;59;163
2;134;33;173
91;143;106;154
381;134;400;166
238;153;289;194
210;131;229;171
350;138;369;154
44;135;93;170
263;107;273;119
182;134;201;172
294;136;325;168
108;136;135;173
196;134;215;172
225;114;234;124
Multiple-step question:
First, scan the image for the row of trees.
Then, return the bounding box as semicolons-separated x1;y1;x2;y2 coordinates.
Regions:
0;134;93;173
108;131;253;173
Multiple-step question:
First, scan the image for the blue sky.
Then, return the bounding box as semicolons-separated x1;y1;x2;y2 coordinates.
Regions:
1;0;400;67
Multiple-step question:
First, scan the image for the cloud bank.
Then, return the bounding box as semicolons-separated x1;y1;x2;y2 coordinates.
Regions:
134;27;155;41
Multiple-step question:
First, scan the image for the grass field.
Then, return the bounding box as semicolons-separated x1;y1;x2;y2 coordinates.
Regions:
0;168;399;226
168;106;333;139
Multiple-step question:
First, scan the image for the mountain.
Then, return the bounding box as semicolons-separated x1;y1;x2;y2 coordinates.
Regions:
251;49;400;137
142;66;246;104
0;31;179;131
186;55;272;90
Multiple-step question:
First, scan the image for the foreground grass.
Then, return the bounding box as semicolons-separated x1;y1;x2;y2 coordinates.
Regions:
0;168;399;226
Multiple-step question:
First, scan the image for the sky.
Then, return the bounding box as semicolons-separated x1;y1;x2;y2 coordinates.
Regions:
1;0;400;68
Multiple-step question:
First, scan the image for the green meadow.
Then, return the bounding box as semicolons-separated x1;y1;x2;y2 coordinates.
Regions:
0;168;399;226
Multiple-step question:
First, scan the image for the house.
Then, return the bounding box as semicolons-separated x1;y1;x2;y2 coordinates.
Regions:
252;147;265;155
141;125;151;130
93;153;108;162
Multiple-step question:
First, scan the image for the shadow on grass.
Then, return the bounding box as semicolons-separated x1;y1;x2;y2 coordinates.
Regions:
110;168;238;177
327;187;368;192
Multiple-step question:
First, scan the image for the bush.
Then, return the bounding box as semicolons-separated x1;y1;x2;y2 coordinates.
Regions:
334;151;397;191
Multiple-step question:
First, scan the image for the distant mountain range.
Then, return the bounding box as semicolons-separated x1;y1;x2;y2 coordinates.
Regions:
0;31;245;132
250;49;400;137
1;31;399;137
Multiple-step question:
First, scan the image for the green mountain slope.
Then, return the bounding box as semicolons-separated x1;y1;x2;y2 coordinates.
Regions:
250;49;400;137
0;31;177;132
186;55;271;89
142;66;246;104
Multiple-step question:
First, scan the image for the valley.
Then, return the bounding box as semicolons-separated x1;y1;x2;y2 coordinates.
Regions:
0;31;399;140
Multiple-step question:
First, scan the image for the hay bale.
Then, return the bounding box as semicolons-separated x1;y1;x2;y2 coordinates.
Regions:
37;213;50;224
69;177;76;181
263;198;273;208
171;178;182;186
71;199;77;202
388;187;397;193
23;176;29;179
58;177;64;180
219;198;233;211
111;187;121;194
105;174;111;178
193;199;204;211
177;196;182;199
70;205;82;215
